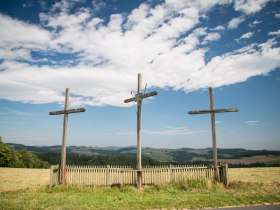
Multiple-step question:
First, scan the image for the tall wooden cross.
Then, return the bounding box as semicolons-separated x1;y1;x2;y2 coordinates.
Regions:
188;87;238;181
49;88;85;184
124;73;158;189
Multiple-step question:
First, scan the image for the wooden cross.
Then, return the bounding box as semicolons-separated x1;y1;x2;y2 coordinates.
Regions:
188;87;238;181
49;88;85;184
124;73;158;189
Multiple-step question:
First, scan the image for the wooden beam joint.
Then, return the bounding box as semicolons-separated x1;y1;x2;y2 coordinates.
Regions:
124;91;158;103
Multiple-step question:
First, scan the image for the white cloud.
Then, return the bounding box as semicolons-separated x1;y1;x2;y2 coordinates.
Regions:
118;126;207;136
236;32;254;42
213;25;225;31
249;20;262;27
0;1;280;107
245;120;260;126
275;14;280;19
202;32;221;44
228;16;245;29
234;0;269;15
144;127;207;136
190;39;280;89
268;29;280;36
240;32;254;39
0;14;51;49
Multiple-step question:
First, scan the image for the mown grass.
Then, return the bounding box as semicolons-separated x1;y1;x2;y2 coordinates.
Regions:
0;179;279;210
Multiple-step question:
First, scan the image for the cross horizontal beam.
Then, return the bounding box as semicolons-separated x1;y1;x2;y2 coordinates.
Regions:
188;108;238;115
124;91;158;103
49;108;86;115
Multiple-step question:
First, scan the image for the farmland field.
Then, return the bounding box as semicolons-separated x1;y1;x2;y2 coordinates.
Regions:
219;155;280;165
0;167;279;209
230;167;280;183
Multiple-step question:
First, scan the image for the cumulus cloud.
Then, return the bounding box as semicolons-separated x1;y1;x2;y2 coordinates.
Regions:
236;32;254;41
268;29;280;36
0;14;51;49
0;1;280;107
202;32;221;44
213;25;225;31
240;32;254;39
249;20;263;27
228;16;245;29
234;0;269;15
192;39;280;89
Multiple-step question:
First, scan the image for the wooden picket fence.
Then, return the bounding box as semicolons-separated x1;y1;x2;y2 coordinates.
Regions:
50;164;229;187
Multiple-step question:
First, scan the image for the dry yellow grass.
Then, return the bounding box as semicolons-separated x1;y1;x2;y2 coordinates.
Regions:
0;168;50;192
229;167;280;184
220;155;280;164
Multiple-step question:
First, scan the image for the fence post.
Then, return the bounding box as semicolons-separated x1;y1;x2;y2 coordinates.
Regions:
49;165;59;187
221;163;229;186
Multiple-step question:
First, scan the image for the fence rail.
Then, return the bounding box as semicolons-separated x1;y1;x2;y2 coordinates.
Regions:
49;164;229;187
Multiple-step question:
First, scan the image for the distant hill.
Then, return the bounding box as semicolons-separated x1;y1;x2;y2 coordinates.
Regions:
7;143;280;164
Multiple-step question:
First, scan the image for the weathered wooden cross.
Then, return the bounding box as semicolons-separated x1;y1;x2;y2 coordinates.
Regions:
124;73;158;189
49;88;85;184
188;87;238;181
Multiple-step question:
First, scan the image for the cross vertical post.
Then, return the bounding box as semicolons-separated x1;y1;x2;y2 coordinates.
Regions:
124;73;158;189
188;87;238;182
61;88;69;184
49;88;86;185
209;87;218;181
137;73;142;189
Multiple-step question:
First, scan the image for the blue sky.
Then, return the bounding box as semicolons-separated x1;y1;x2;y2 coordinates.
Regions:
0;0;279;150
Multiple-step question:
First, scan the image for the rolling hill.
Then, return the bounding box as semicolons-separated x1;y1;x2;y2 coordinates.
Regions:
7;143;280;164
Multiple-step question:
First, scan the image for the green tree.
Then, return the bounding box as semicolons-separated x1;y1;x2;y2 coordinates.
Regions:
0;136;50;168
0;136;24;167
19;149;50;168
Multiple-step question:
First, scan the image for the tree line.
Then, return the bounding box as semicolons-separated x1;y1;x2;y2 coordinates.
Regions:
38;152;160;167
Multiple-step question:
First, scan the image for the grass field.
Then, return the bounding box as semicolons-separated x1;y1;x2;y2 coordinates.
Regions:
0;167;279;209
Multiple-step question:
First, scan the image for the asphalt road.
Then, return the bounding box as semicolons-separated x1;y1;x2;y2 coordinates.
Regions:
206;204;280;210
